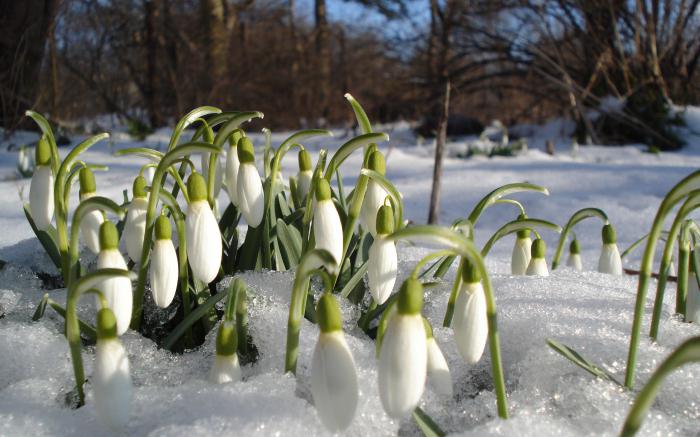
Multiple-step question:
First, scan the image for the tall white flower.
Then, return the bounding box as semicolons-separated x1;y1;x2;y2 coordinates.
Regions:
123;176;148;262
29;137;54;230
453;261;488;364
185;173;222;283
209;321;242;384
598;224;622;275
526;238;549;276
236;137;264;227
511;216;531;275
686;259;700;323
93;308;132;430
566;238;583;271
423;319;452;396
224;131;243;206
313;178;343;268
360;150;389;236
311;293;358;432
78;168;104;254
367;204;397;304
296;149;313;204
150;215;178;308
378;278;427;418
97;221;133;336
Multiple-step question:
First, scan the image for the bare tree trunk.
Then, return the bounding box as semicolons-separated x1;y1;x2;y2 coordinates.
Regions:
428;80;450;224
145;0;163;127
315;0;331;125
49;14;59;117
200;0;229;102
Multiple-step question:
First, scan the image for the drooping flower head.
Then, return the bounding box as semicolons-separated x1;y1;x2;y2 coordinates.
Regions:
123;176;148;262
567;238;583;271
453;260;488;364
423;319;452;396
29;136;54;230
97;221;132;336
296;148;313;203
150;215;178;308
313;178;343;268
598;224;622;275
526;238;549;276
511;213;532;275
209;320;241;384
185;172;222;284
225;130;243;206
236;137;264;228
367;204;398;304
360;150;389;236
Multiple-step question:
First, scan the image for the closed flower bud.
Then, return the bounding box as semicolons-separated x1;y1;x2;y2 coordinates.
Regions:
209;321;242;384
378;278;427;418
29;137;54;230
311;293;358;432
526;238;549;276
79;168;103;254
150;216;178;308
511;214;531;275
424;320;452;396
313;179;343;268
453;261;488;364
360;151;389;236
186;173;222;283
225;132;243;206
567;239;583;271
297;149;313;203
598;224;622;275
236;138;264;227
93;308;132;430
97;221;133;336
123;177;148;262
367;205;397;304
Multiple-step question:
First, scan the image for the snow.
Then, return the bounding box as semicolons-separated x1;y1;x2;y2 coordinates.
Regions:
1;110;700;436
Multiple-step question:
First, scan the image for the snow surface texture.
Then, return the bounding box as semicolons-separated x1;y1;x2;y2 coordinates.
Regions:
1;116;700;435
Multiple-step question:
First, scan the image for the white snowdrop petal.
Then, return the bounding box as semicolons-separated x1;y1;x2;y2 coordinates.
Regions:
598;244;622;275
453;282;488;364
150;239;178;308
311;331;359;432
225;147;240;206
185;200;222;283
511;237;531;275
360;180;387;236
208;353;242;384
296;170;313;203
236;163;264;227
426;337;452;396
94;339;131;430
313;200;344;268
567;253;583;271
97;249;133;336
80;205;104;254
526;257;549;276
29;165;54;230
378;314;427;418
123;197;148;262
367;235;398;304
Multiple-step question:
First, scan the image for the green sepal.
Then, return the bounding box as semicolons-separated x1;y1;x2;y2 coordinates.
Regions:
316;293;342;333
516;213;531;239
602;224;616;244
570;239;580;254
216;321;238;356
397;278;423;315
367;150;386;175
532;238;546;258
79;167;96;195
229;129;244;148
315;178;331;201
237;137;255;163
96;308;118;340
461;258;481;283
423;318;434;338
187;172;208;202
99;221;119;251
376;204;395;235
36;136;52;166
155;215;171;240
133;176;147;198
298;149;312;171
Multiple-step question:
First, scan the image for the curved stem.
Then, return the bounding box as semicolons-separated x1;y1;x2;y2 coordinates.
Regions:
551;208;608;270
411;249;456;278
482;218;561;257
467;182;549;226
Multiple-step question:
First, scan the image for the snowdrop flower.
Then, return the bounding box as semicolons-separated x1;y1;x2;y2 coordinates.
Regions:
313;178;343;268
378;278;427;418
423;319;452;396
236;137;264;227
79;168;104;254
360;150;389;236
185;173;222;283
123;176;148;262
209;320;241;384
310;293;358;432
453;261;488;364
566;238;583;271
686;260;700;323
367;204;397;304
511;215;532;275
29;137;54;230
598;224;622;275
150;215;178;308
93;308;132;430
526;238;549;276
225;131;243;206
201;152;223;198
143;165;156;185
296;149;313;203
97;221;133;336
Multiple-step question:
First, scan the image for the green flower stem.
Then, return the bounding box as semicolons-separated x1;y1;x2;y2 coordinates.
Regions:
551;208;608;270
442;257;465;327
494;198;526;215
481;218;561;257
625;170;700;389
676;243;690;317
262;128;272;178
411;249;457;278
33;294;97;341
388;225;509;419
467;182;549;225
25;111;60;175
66;269;135;406
131;143;220;330
620;336;700;437
68;197;125;283
648;192;700;340
620;231;670;259
323;133;388;182
167;107;221;152
284;249;336;374
114;148;192;204
63;162;109;208
300;150;327;253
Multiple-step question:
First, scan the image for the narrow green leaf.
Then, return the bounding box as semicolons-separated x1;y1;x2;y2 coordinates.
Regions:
162;290;229;350
23;204;62;270
412;407;446;437
344;93;373;134
277;219;301;267
168;106;221;151
547;339;622;386
340;261;368;298
324;133;389;181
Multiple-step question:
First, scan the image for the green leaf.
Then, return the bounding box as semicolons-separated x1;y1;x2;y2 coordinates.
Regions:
168;106;221;151
344;93;373;134
162;289;230;350
212;111;264;148
412;407;446;437
277;219;302;267
324;133;389;181
23;204;61;270
340;261;368;298
546;339;622;386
